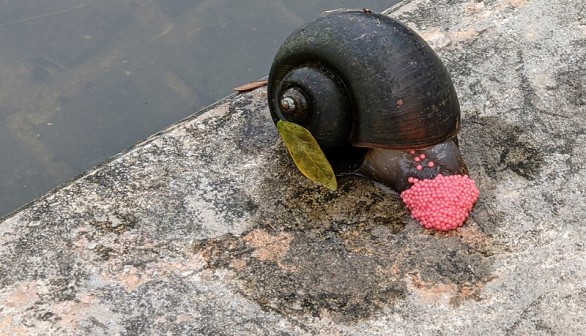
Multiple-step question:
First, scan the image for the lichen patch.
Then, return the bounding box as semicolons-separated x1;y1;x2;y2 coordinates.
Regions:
407;272;491;306
243;229;293;263
192;220;494;322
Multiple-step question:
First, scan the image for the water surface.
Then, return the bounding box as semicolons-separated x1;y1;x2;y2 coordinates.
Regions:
0;0;399;217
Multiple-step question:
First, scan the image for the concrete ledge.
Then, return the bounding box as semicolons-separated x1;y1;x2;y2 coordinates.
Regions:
1;0;585;335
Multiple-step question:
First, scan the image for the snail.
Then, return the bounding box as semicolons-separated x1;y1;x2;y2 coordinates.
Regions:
268;9;479;231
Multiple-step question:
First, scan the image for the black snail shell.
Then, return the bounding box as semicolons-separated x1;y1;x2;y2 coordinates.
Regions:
268;9;468;192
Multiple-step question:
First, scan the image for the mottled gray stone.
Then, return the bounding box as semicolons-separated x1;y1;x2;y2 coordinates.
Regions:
1;0;585;335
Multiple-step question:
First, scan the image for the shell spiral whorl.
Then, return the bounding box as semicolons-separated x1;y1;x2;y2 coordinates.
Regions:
269;10;461;152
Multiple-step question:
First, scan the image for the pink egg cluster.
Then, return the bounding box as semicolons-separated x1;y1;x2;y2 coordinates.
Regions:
400;174;479;231
409;150;436;172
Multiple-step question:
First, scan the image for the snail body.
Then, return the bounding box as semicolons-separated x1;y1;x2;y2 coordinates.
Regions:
268;9;478;231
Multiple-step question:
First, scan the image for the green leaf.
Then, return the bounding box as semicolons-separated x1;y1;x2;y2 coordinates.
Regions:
277;120;337;191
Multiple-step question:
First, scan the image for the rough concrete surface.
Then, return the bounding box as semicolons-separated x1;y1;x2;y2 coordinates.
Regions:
1;0;585;335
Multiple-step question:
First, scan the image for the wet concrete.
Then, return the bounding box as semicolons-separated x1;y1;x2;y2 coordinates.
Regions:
1;0;585;335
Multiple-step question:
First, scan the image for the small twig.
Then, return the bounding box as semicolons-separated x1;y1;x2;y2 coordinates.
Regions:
40;55;71;73
233;79;268;93
0;2;89;28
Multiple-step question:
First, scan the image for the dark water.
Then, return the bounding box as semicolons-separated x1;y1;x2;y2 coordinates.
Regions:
0;0;399;218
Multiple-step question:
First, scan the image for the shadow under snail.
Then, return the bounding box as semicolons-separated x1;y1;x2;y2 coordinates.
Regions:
267;9;479;231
